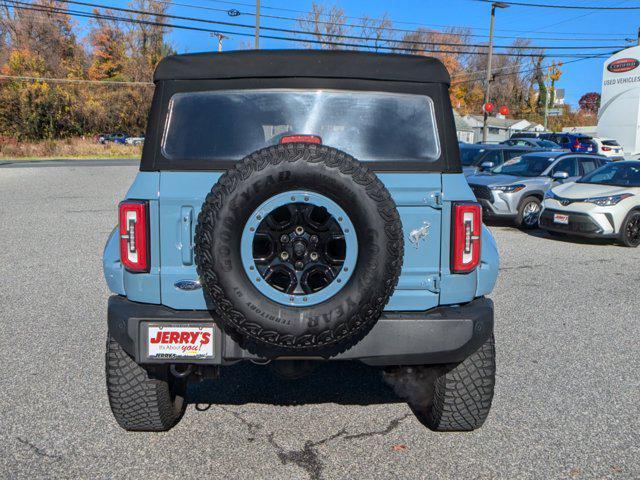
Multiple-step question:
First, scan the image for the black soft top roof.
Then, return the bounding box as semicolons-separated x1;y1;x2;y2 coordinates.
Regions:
154;49;450;84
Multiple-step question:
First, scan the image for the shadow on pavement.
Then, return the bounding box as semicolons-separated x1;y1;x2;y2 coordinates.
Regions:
518;226;617;246
187;361;401;407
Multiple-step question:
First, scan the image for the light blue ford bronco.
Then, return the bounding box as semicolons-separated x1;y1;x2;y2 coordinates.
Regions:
103;50;499;432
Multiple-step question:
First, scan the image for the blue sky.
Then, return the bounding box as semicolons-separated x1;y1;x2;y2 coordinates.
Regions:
81;0;640;107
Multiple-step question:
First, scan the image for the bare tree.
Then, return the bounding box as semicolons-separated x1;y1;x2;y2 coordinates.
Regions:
297;2;350;50
359;13;393;52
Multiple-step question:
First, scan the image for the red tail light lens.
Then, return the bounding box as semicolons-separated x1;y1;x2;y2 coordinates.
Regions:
279;134;322;145
573;141;581;150
602;146;611;151
119;200;149;273
452;202;482;274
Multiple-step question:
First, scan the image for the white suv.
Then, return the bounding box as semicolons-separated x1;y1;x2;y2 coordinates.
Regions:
592;137;624;160
540;161;640;247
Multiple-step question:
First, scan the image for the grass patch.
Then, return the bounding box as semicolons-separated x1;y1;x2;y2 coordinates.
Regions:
0;137;143;160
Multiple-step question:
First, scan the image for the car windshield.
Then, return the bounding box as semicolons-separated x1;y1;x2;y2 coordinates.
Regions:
578;163;640;187
491;154;554;177
460;146;491;166
162;89;440;162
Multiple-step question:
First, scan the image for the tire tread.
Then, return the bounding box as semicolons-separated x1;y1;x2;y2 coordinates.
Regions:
105;335;186;432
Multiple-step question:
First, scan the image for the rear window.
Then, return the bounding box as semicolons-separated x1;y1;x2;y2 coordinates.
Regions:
577;137;593;144
161;90;440;163
602;140;620;146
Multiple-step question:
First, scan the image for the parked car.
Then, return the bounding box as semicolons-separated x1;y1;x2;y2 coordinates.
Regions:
460;143;543;176
98;132;128;144
467;151;609;228
509;131;541;139
540;133;596;153
501;137;565;150
103;50;500;433
591;137;624;160
125;135;145;146
540;161;640;246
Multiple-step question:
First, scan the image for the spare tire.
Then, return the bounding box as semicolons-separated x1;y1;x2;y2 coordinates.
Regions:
195;143;403;358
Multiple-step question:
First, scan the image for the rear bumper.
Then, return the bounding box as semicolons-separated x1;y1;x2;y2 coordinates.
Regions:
107;295;494;366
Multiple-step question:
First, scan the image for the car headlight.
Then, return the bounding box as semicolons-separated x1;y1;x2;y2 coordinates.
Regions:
544;190;558;200
490;184;526;193
585;193;633;206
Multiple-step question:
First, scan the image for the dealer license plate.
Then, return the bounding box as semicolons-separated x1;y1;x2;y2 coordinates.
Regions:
553;213;569;225
147;325;214;359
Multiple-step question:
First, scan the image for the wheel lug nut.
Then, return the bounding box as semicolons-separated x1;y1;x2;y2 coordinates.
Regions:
280;234;289;243
280;251;290;261
310;252;319;261
295;226;304;235
295;261;304;270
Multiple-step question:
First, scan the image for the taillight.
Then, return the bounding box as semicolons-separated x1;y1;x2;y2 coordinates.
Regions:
452;202;482;274
573;141;581;150
279;134;322;145
602;146;611;151
119;200;149;273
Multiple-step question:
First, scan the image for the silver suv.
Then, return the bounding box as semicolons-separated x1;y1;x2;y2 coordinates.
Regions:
467;152;608;228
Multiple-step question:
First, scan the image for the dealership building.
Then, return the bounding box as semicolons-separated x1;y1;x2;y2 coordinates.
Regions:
597;46;640;155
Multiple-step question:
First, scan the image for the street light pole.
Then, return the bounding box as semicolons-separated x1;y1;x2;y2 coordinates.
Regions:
255;0;260;49
482;2;508;143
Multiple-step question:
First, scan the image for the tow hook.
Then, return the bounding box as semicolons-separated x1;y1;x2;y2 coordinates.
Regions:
170;363;193;378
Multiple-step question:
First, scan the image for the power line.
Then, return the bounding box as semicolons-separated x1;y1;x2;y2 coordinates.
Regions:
152;0;630;42
7;1;617;58
451;53;609;86
473;0;640;10
519;0;633;34
198;0;635;37
29;0;629;52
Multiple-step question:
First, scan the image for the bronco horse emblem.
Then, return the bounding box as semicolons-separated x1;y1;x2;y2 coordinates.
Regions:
409;221;431;249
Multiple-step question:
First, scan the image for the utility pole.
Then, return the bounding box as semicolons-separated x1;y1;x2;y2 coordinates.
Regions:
543;79;549;131
637;26;640;46
255;0;260;49
211;32;228;52
482;2;509;143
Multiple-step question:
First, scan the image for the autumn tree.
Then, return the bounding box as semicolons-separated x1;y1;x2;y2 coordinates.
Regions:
88;12;128;81
578;92;601;114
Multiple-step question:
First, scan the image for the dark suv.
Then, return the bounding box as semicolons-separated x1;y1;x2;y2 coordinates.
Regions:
103;50;499;433
460;143;544;175
540;133;596;153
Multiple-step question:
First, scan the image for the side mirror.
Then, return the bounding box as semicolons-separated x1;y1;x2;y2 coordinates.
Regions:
553;171;569;180
481;161;495;169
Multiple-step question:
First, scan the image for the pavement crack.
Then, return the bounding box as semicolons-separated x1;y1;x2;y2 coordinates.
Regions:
217;406;263;438
342;413;411;441
267;428;347;480
16;437;62;461
220;407;409;480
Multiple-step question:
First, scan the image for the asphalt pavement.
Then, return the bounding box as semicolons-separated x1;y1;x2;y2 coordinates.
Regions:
0;161;638;479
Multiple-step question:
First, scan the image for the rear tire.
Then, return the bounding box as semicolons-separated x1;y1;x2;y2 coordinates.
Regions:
516;196;541;229
619;210;640;248
385;334;496;432
105;334;187;432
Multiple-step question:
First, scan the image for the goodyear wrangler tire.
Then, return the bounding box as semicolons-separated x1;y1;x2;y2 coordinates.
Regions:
195;143;403;358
